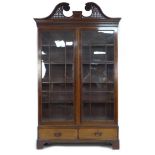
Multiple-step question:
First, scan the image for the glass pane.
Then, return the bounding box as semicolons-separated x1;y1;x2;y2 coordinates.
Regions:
42;46;49;63
51;92;73;103
83;65;90;83
50;47;65;64
52;83;73;91
41;30;74;122
91;46;106;63
107;46;114;61
81;30;114;121
51;65;65;83
91;64;106;83
107;64;114;82
83;103;114;120
49;103;73;120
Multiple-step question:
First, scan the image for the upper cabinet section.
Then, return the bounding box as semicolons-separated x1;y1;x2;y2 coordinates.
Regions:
34;2;121;27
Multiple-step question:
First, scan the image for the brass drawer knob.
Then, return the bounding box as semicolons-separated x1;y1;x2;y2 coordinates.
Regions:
54;132;62;137
94;131;102;137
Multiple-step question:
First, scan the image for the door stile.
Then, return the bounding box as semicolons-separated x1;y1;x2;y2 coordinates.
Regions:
75;28;81;125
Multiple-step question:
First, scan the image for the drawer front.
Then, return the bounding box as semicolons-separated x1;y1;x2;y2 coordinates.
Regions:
39;128;77;140
79;128;117;140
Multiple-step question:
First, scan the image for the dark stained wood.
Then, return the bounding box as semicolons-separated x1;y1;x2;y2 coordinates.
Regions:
112;140;119;149
34;2;121;27
34;2;121;150
37;139;119;149
37;140;44;149
75;29;81;125
38;29;42;124
73;11;82;19
84;2;112;19
36;2;70;20
114;31;118;123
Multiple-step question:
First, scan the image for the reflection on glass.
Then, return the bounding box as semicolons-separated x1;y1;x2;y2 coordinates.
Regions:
42;63;49;82
66;41;73;46
41;46;49;63
54;40;73;47
98;30;114;34
94;51;106;54
81;30;114;121
55;40;65;47
42;61;46;79
91;46;106;63
41;30;74;121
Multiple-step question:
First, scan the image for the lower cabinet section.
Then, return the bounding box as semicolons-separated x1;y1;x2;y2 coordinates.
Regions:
37;127;119;149
38;127;118;141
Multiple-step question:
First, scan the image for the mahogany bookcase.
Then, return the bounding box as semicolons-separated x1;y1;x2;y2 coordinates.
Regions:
34;2;121;149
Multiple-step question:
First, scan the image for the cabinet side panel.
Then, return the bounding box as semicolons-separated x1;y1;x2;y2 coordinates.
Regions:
38;29;42;124
114;30;118;124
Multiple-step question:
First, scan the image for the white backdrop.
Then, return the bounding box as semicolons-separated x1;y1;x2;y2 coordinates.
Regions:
0;0;155;154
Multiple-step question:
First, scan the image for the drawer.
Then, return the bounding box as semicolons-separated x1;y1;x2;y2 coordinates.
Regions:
79;128;117;140
39;128;77;140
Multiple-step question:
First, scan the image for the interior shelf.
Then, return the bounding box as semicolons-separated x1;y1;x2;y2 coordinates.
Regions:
83;90;114;93
82;62;114;65
43;63;73;65
42;80;74;83
82;81;114;84
82;44;114;46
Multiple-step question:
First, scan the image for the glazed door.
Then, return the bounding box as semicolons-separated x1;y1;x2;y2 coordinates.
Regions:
40;30;75;122
81;29;115;122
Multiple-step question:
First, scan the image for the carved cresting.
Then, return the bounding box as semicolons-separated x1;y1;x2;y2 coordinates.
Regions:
84;2;110;18
42;2;110;19
44;2;70;19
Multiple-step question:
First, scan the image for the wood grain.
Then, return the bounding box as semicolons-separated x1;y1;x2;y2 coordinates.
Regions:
79;128;117;140
39;128;77;140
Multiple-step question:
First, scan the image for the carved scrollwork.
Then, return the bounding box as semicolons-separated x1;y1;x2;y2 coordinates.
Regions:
83;2;110;19
44;2;70;19
34;2;120;22
43;2;110;19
